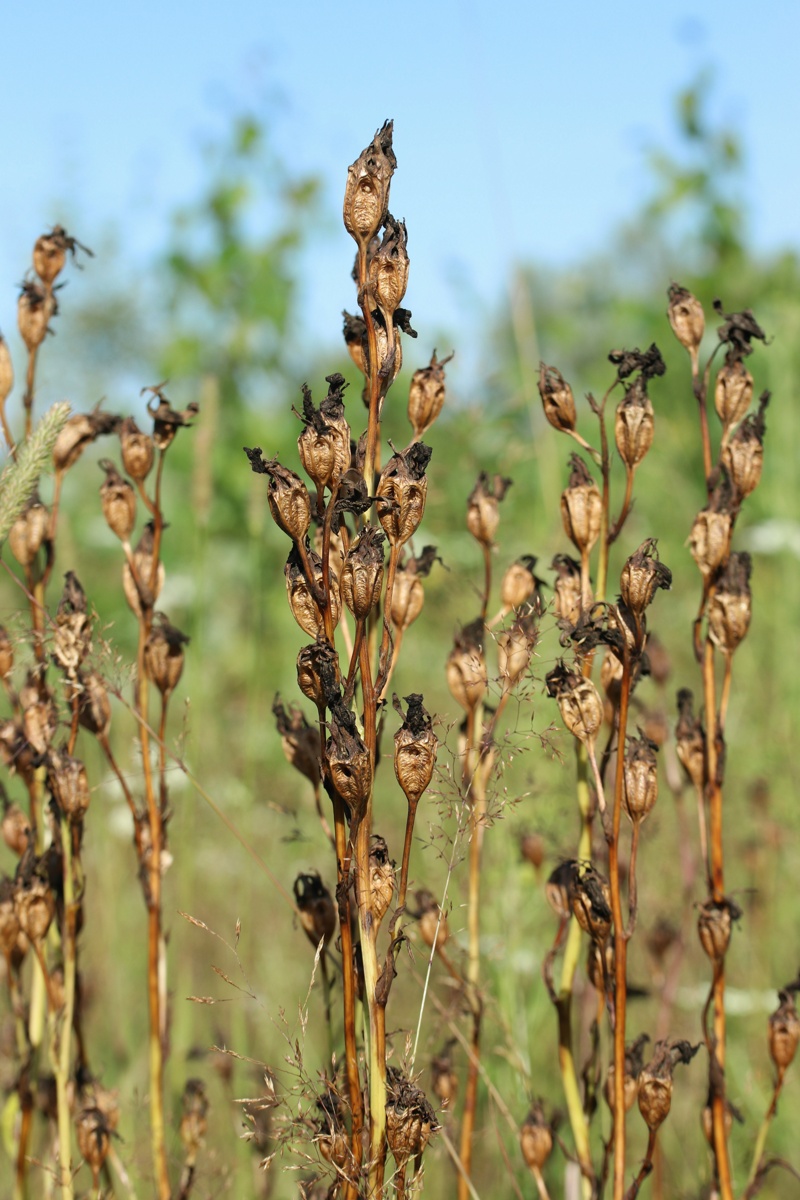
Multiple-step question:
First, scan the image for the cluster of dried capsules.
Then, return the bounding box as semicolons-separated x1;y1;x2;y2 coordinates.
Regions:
0;231;197;1199
248;125;444;1199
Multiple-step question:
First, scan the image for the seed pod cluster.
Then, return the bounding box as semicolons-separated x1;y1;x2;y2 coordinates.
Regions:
293;872;336;949
466;471;512;547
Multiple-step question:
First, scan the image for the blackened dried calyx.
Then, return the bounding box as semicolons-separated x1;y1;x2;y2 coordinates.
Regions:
608;344;666;382
714;300;768;360
295;374;348;434
392;692;433;736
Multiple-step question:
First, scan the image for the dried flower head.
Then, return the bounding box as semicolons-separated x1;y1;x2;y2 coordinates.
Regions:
76;1105;111;1188
768;982;800;1075
119;416;155;482
284;545;340;638
623;733;659;824
637;1040;699;1132
18;279;57;352
605;1034;650;1113
368;835;395;928
368;214;409;318
296;640;341;709
497;613;538;692
47;746;91;824
343;121;396;246
675;688;705;791
615;377;655;470
560;455;602;555
33;226;92;285
715;359;753;430
620;539;672;618
144;384;198;451
245;448;312;544
723;391;768;500
697;896;741;964
552;554;583;626
325;701;372;821
415;888;449;951
52;571;92;678
53;407;119;472
390;546;438;631
144;613;190;699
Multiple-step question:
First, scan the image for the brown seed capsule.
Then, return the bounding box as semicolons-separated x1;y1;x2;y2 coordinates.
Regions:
620;539;672;618
2;790;31;856
538;363;576;433
446;619;487;712
145;388;198;450
48;747;91;823
144;613;190;699
293;872;336;949
17;279;56;351
119;417;155;482
552;554;583;626
76;1106;111;1187
697;897;741;964
497;614;538;692
416;888;449;951
343;310;367;375
615;380;655;470
708;552;752;655
99;459;136;541
77;670;111;739
638;1040;699;1132
343;121;396;246
520;832;545;871
393;693;437;806
296;375;351;493
316;1088;349;1171
14;872;55;944
545;661;603;748
701;1099;736;1147
296;640;341;709
23;695;58;757
561;455;602;555
367;215;409;318
0;878;22;958
123;522;165;616
340;526;385;620
33;226;90;284
500;555;541;613
570;863;612;945
0;333;13;407
390;546;438;631
623;734;659;824
466;471;512;547
520;1101;553;1172
368;836;395;928
408;350;452;440
179;1079;209;1157
53;408;119;473
431;1044;458;1106
545;861;575;922
600;650;624;710
8;496;50;568
273;696;320;788
245;448;311;543
325;704;372;819
675;689;705;790
605;1034;650;1113
715;359;753;430
376;443;432;547
667;284;705;365
723;391;768;500
385;1068;438;1167
53;572;91;678
768;988;800;1075
689;509;732;582
285;546;340;639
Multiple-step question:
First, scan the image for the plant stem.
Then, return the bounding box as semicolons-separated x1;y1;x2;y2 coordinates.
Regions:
747;1071;785;1186
609;653;632;1200
55;818;77;1200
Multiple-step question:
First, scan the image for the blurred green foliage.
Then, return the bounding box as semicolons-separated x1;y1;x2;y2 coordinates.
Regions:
1;80;798;1198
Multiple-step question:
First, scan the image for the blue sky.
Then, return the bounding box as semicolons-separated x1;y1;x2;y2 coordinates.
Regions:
2;1;798;361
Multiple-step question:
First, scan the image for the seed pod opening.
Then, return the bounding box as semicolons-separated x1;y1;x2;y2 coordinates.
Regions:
343;121;396;246
145;387;198;451
560;454;602;555
33;226;90;285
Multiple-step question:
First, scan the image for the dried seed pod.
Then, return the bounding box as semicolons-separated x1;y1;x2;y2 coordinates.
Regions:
520;1100;553;1172
520;832;545;871
343;310;367;375
497;614;538;692
340;526;385;620
600;649;624;710
18;279;56;351
615;379;655;469
637;1040;699;1132
123;522;165;616
689;508;732;582
285;546;340;638
431;1044;458;1106
52;407;119;472
2;791;31;856
500;555;542;613
0;719;35;782
708;552;752;655
552;554;583;626
675;689;705;791
14;871;55;944
408;350;452;440
0;626;11;680
697;896;741;964
645;633;671;686
22;694;58;757
296;640;341;709
76;1106;111;1188
538;363;576;433
77;671;111;739
0;333;13;406
393;693;437;806
545;661;603;748
145;387;198;450
144;614;189;699
446;619;487;712
623;734;659;824
373;309;405;393
368;836;395;927
545;861;575;922
48;747;91;823
390;545;438;631
561;454;602;554
0;878;21;958
8;496;50;568
325;704;372;820
343;121;396;246
416;888;448;950
316;1088;349;1171
179;1079;209;1157
52;572;92;678
605;1034;650;1113
119;416;155;482
466;471;512;547
587;938;614;993
273;696;320;787
620;539;672;618
723;391;768;499
296;375;351;492
701;1097;738;1147
667;284;705;363
368;215;409;318
33;226;90;284
385;1068;438;1167
569;863;612;945
99;459;136;541
768;987;800;1075
293;872;336;949
376;442;432;547
715;359;753;430
244;448;311;543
